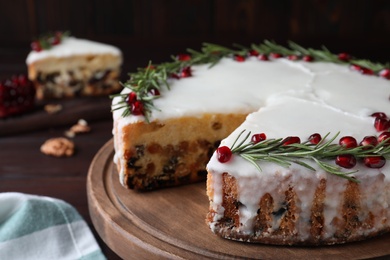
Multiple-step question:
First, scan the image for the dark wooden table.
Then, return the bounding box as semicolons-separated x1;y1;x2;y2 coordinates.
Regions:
0;111;122;259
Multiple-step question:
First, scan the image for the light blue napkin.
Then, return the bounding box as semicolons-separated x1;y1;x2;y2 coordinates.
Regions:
0;192;106;260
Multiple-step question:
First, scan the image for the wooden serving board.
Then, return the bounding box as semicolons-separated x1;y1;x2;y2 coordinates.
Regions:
87;139;390;259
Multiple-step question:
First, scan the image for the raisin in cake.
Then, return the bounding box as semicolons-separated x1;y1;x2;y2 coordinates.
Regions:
26;33;122;99
112;42;390;244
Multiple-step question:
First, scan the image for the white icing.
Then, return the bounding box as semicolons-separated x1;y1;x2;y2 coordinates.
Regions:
113;56;390;241
26;37;121;64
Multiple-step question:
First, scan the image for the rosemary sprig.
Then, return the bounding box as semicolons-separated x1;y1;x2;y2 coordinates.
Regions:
229;130;390;182
111;40;389;122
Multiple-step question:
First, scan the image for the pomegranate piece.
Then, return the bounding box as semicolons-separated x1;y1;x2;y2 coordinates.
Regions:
131;100;144;116
0;74;36;118
335;154;356;169
364;156;386;168
31;41;42;52
251;133;266;144
248;50;259;56
379;68;390;79
258;54;269;61
287;55;299;61
149;88;160;96
180;67;192;78
374;117;389;132
282;136;301;146
270;53;283;59
234;55;246;62
378;131;390;145
126;92;137;105
371;112;388;119
308;133;322;145
338;53;351;62
339;136;358;148
177;54;191;61
359;136;378;147
302;55;314;62
217;146;232;163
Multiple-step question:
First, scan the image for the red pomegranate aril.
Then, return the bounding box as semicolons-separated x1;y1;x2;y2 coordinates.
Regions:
270;53;283;59
170;73;180;79
251;133;266;144
282;136;300;146
126;92;137;105
338;53;351;62
371;112;388;119
180;67;192;78
303;55;314;62
131;101;144;115
287;55;299;61
51;36;61;45
359;136;378;147
339;136;358;148
309;133;322;145
378;131;390;144
258;54;269;61
177;54;191;61
374;117;389;132
379;68;390;79
149;88;160;96
364;156;386;168
217;146;232;163
31;41;42;52
249;50;259;56
350;64;361;72
335;154;356;169
360;67;374;75
234;55;246;62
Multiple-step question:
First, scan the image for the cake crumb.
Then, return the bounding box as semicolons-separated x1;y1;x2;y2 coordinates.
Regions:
40;137;75;157
69;119;91;134
44;104;62;114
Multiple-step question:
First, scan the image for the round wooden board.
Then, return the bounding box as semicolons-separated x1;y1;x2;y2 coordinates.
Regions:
87;139;390;259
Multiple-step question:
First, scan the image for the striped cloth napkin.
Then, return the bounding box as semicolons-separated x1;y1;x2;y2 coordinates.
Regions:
0;192;106;260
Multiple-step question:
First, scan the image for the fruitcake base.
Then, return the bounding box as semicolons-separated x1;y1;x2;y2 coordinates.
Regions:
87;139;390;259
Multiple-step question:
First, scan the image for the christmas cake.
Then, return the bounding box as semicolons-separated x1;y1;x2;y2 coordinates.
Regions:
112;41;390;245
26;32;122;99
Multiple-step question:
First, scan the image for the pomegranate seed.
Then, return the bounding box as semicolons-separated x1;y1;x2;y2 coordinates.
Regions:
287;55;299;61
303;55;314;62
335;154;357;169
234;55;246;62
170;73;180;79
180;67;192;78
371;112;388;119
374;117;389;132
350;64;362;72
258;54;269;61
131;100;144;115
360;67;374;75
270;53;283;59
282;136;300;146
309;133;322;144
364;156;386;168
251;133;266;144
51;36;61;45
146;65;155;70
379;69;390;79
338;53;351;62
378;132;390;144
359;136;378;147
177;54;191;61
31;41;42;52
249;50;259;56
126;92;137;105
149;88;160;96
217;146;232;163
339;136;358;148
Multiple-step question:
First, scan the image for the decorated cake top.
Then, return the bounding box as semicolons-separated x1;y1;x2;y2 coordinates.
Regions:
26;32;122;64
112;41;390;182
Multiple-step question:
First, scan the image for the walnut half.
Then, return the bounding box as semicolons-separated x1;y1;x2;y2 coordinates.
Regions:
40;137;75;157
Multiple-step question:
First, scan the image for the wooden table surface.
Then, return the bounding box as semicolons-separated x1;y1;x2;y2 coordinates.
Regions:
0;112;122;259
